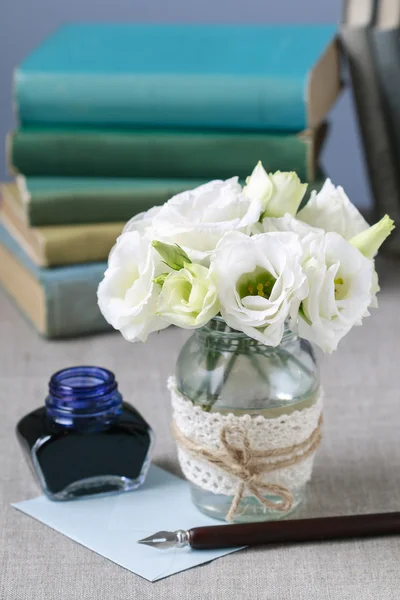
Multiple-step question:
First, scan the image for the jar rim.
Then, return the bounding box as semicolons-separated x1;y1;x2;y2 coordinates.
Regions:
199;316;295;341
200;316;248;337
49;366;117;400
46;366;122;425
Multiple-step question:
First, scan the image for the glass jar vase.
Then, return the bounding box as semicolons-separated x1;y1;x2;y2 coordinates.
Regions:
172;317;321;523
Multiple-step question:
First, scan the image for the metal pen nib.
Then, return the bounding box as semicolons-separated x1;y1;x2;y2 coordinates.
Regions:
138;529;190;550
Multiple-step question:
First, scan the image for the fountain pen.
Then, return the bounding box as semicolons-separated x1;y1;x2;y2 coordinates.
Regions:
138;511;400;550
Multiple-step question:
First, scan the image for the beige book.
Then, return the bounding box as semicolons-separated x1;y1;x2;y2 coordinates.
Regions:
0;240;47;333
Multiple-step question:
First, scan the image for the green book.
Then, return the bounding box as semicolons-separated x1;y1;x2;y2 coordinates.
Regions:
8;125;327;182
16;176;207;226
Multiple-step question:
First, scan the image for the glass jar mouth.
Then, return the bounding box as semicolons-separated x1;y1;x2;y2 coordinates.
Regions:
46;366;122;425
199;316;295;342
49;366;117;400
199;316;249;337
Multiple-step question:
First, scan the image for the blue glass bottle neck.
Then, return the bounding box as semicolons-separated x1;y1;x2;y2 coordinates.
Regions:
46;366;122;431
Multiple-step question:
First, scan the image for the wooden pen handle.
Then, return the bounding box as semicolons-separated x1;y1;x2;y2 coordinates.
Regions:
189;512;400;550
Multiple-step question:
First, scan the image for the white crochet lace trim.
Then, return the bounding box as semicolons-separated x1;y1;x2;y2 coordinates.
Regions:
169;376;323;498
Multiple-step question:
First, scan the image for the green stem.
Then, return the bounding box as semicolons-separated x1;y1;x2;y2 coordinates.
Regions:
197;344;241;410
246;348;272;397
213;348;240;399
276;347;314;378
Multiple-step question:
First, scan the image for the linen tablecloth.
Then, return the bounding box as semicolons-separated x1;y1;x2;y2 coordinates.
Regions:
1;255;399;599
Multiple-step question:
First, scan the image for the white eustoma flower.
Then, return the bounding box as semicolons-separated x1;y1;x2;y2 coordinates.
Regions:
297;178;369;239
212;231;308;346
147;177;263;265
298;232;374;353
256;213;323;244
244;162;307;217
97;231;169;342
156;263;219;329
107;206;163;265
123;205;162;236
369;268;380;310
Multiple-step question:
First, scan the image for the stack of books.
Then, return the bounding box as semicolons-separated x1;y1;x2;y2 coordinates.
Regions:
1;24;341;338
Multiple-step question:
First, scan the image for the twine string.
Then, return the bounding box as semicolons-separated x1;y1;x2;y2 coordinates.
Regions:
172;416;323;522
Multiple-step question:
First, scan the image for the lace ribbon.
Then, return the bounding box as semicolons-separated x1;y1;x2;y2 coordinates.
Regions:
172;416;323;522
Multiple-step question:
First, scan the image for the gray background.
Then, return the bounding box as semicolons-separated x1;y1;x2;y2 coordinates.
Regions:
0;0;371;210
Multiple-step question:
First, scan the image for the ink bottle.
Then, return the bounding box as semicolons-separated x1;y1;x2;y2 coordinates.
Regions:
16;366;153;500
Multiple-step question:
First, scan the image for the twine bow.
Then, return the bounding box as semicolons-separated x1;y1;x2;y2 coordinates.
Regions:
173;416;322;522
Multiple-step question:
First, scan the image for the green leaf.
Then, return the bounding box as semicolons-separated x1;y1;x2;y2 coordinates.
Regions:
152;240;191;270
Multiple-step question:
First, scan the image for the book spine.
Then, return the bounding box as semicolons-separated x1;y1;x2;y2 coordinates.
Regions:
9;128;311;180
14;71;307;131
42;223;123;266
18;177;208;226
43;267;111;338
0;221;111;338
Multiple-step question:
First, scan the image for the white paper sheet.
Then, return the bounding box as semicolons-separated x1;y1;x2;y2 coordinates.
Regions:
13;465;243;581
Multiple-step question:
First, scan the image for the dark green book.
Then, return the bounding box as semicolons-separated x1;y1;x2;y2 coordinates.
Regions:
8;125;327;182
16;176;207;226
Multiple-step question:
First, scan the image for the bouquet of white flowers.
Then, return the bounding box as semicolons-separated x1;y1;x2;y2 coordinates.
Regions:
98;162;394;353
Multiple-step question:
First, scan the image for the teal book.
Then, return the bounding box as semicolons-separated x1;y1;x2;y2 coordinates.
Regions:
8;125;325;181
16;176;206;226
14;24;340;131
0;222;110;338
